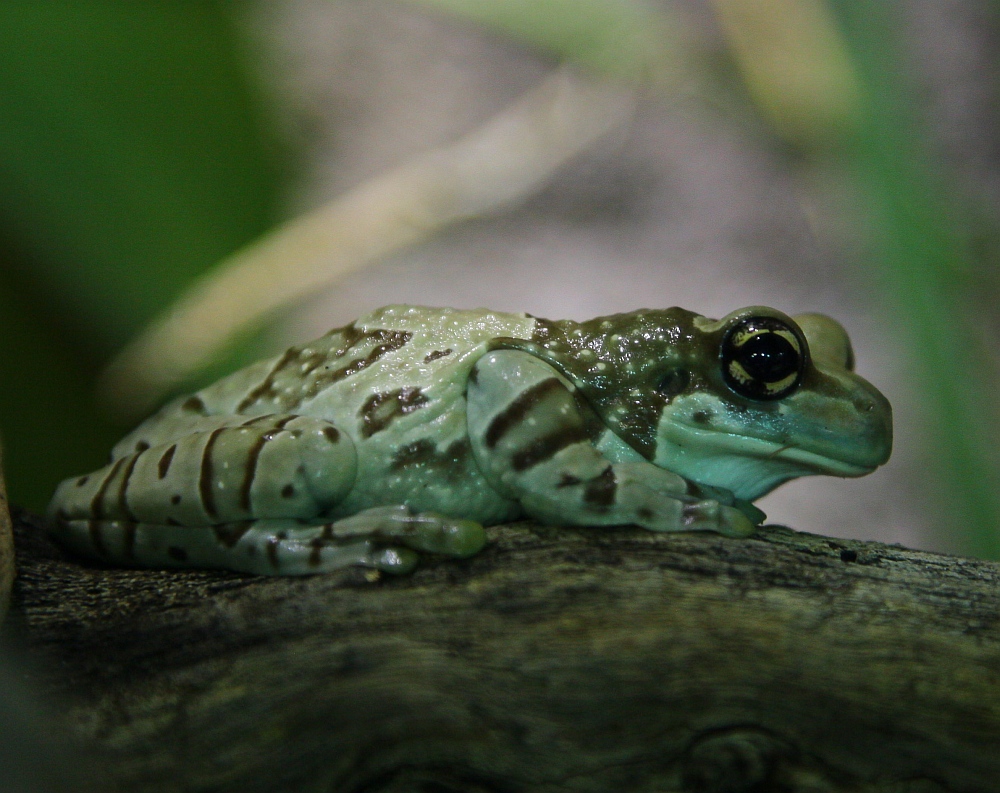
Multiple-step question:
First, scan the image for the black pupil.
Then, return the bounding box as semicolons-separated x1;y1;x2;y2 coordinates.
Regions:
739;332;798;381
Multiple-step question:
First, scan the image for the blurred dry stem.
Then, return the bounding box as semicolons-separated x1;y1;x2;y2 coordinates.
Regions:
99;68;635;418
710;0;862;145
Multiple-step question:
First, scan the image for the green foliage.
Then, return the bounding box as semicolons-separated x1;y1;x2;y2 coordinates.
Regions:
0;2;284;509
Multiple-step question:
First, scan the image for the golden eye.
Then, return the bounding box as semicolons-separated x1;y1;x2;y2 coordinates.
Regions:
721;317;804;400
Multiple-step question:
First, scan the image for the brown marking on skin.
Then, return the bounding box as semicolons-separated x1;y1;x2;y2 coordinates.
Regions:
467;364;480;386
636;506;653;521
308;538;324;568
583;466;617;508
242;414;277;426
239;326;411;412
290;429;302;439
557;474;582;488
511;426;590;471
692;410;712;425
171;494;182;505
239;416;296;512
281;484;295;498
306;330;412;402
167;546;189;562
359;386;429;438
182;396;207;414
323;426;340;443
91;457;127;520
199;427;226;519
390;439;437;471
424;348;452;363
76;476;89;487
214;521;253;548
117;453;141;522
121;522;137;559
166;517;182;526
237;348;298;411
485;378;565;448
88;520;107;557
266;536;280;568
158;445;177;479
134;441;150;453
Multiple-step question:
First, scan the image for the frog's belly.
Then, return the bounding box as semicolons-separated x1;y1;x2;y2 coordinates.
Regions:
331;442;522;525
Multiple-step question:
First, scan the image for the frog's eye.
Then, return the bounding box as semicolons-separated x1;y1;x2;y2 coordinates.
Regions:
721;316;805;400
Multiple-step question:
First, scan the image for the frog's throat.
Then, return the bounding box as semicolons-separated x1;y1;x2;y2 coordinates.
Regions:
655;422;875;503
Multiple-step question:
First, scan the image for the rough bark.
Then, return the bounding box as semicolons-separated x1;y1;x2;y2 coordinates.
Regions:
0;443;13;618
9;507;1000;793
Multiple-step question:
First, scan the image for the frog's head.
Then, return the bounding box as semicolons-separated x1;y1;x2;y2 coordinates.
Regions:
530;306;892;502
650;307;892;501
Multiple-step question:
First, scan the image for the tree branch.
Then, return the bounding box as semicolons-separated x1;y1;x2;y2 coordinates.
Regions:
10;508;1000;792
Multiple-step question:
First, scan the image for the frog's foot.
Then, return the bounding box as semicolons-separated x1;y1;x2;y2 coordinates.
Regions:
52;506;486;576
678;500;757;538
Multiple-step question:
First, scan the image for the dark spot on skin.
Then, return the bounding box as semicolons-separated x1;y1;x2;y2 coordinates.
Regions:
166;517;182;526
467;365;479;386
583;467;617;508
171;494;182;505
117;454;141;522
637;507;653;521
76;476;89;487
214;521;253;548
511;426;590;471
692;410;712;425
323;426;339;443
359;386;429;437
309;538;324;567
424;348;453;363
291;429;302;439
158;445;177;479
557;474;582;488
134;441;150;453
182;396;207;414
840;549;858;563
485;378;565;448
391;439;437;470
167;546;189;562
281;484;295;498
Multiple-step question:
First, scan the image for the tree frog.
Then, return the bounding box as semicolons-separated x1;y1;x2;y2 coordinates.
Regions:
48;305;891;575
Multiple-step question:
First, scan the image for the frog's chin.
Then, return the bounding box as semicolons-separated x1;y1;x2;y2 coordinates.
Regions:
655;425;875;502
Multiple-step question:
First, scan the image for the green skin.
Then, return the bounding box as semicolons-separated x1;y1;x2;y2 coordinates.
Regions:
48;305;892;575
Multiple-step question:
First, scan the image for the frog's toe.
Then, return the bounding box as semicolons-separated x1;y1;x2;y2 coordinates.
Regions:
398;513;487;558
680;500;757;538
368;546;419;575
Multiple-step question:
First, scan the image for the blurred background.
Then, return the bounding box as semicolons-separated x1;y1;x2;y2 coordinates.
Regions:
1;0;998;556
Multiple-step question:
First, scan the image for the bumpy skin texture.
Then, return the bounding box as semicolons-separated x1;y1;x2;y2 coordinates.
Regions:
48;305;892;575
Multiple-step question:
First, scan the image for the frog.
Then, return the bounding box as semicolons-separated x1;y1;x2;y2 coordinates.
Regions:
48;304;891;576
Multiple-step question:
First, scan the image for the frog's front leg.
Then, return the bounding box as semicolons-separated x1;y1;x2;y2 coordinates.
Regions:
467;351;756;537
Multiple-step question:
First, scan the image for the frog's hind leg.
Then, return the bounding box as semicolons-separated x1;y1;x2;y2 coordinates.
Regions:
55;507;486;576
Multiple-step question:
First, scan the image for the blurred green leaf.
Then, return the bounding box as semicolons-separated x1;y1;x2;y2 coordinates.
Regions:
0;2;285;509
833;1;1000;556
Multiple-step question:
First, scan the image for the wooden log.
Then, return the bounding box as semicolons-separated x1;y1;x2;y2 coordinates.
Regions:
10;507;1000;793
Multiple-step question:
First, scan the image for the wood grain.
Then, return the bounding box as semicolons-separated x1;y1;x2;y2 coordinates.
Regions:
10;508;1000;792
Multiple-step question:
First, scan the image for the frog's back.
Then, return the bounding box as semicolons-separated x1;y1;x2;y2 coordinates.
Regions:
117;305;536;473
